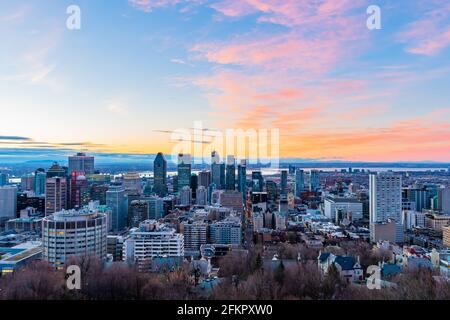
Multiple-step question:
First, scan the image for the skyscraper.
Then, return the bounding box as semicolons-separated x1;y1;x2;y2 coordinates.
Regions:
369;172;402;242
180;186;192;206
46;162;67;178
68;152;95;175
177;153;192;190
295;169;304;197
251;171;264;192
237;160;247;201
69;171;89;209
0;172;8;187
309;170;320;192
225;155;236;190
153;152;167;197
190;173;198;200
211;151;225;189
280;170;288;195
45;177;67;215
438;187;450;215
198;170;211;188
196;186;208;205
106;185;128;232
128;200;149;228
0;186;18;220
123;172;142;195
34;168;46;196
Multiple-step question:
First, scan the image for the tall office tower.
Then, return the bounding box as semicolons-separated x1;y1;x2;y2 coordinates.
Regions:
237;160;247;200
34;168;46;196
265;180;277;201
406;188;430;212
42;208;107;267
46;162;67;178
225;155;236;190
45;177;67;215
69;171;89;209
148;196;165;220
288;165;296;175
21;174;34;192
0;172;8;186
181;221;207;256
0;186;18;220
153;152;167;197
309;170;320;192
208;183;216;204
211;151;222;189
123;172;142;195
251;171;264;192
128;200;149;228
209;218;242;245
180;186;192;206
280;170;288;195
198;170;211;188
177;153;192;190
438;188;450;215
295;168;305;197
68;152;95;175
90;183;109;205
190;173;198;200
369;172;402;242
106;185;128;232
196;186;208;205
123;220;184;269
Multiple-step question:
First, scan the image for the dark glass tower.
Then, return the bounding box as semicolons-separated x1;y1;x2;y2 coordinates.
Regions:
153;152;167;196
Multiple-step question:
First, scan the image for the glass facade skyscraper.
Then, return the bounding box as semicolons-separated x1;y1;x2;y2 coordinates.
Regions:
153;152;167;196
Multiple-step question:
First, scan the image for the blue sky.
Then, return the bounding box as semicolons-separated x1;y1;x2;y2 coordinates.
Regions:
1;0;450;162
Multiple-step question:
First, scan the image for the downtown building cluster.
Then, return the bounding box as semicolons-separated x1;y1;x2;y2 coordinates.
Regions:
1;153;450;287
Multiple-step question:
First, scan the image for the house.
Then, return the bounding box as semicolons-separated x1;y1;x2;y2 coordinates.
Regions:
318;251;363;283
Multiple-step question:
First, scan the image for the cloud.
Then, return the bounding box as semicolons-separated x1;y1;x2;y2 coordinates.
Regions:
0;136;32;141
0;4;32;23
128;0;182;12
397;2;450;56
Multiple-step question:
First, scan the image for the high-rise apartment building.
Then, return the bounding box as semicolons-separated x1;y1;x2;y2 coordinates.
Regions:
181;221;208;256
210;218;242;245
45;177;67;215
369;172;402;242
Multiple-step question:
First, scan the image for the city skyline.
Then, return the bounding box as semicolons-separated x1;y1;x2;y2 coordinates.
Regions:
1;0;450;162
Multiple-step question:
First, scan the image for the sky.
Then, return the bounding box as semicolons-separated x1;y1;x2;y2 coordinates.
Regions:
1;0;450;163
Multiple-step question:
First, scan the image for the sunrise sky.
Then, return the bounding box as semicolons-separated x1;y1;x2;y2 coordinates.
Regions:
1;0;450;162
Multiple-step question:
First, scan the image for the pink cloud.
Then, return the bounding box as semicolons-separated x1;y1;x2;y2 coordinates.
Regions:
397;2;450;55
